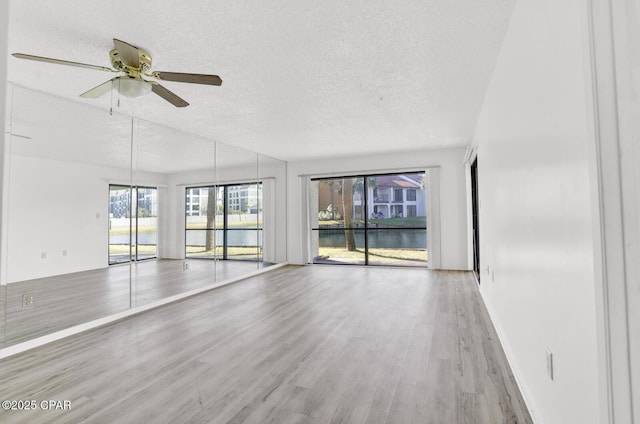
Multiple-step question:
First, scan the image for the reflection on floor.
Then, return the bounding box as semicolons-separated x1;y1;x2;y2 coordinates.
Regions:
2;260;269;347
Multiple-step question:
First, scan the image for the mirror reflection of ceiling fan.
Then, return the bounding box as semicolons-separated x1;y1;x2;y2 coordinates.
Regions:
12;38;222;108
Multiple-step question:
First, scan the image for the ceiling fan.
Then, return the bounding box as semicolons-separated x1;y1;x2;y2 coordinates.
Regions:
12;38;222;107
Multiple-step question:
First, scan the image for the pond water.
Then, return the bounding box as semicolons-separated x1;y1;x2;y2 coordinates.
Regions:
110;230;263;247
318;229;427;248
185;230;262;247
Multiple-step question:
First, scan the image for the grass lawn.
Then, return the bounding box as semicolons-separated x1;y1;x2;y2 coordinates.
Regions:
109;244;157;255
185;246;261;258
109;226;158;235
110;245;261;259
317;247;428;265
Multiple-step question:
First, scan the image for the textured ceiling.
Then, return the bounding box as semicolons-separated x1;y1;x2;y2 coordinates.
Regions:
7;0;515;162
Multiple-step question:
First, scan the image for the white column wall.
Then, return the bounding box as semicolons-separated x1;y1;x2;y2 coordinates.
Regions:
609;1;640;418
588;0;640;421
1;0;9;285
472;0;601;423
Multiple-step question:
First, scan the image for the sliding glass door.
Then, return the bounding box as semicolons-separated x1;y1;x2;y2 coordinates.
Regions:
108;185;158;264
311;172;428;267
185;183;262;261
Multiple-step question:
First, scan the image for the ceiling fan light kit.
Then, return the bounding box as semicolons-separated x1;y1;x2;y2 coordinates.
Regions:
116;77;152;98
12;38;222;107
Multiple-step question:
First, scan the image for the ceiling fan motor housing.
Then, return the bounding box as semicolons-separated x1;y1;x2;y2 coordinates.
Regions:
109;48;152;74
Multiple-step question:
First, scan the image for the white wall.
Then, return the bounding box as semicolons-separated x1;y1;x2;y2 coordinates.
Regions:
0;0;8;285
472;0;601;423
286;147;468;269
0;0;7;343
4;154;164;283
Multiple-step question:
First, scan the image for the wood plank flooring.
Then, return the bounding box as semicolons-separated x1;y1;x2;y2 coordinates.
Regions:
2;260;265;346
0;265;532;424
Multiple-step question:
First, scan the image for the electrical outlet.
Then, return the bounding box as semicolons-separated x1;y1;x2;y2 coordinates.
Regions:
546;348;554;380
22;294;34;309
183;261;189;271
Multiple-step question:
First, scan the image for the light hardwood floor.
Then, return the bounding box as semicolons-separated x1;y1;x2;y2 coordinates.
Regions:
0;265;532;424
1;260;265;346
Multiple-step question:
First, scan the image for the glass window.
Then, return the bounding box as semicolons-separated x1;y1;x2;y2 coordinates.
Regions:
311;172;427;267
185;183;262;261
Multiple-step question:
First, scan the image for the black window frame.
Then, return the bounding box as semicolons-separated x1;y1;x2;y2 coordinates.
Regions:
184;182;263;262
311;171;427;267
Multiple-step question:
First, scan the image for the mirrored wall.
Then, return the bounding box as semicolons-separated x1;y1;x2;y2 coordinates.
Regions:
0;84;287;347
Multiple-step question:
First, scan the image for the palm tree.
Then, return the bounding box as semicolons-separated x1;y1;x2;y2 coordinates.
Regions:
339;177;368;251
341;178;356;251
320;177;369;252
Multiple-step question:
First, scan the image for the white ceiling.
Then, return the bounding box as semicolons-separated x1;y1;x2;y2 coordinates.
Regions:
7;0;515;163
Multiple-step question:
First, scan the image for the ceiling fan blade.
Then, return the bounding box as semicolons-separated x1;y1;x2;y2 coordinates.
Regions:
113;39;141;68
151;83;189;107
12;53;115;73
80;78;117;98
154;71;222;86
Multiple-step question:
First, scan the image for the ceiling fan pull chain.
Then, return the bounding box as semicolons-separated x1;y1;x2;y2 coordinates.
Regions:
116;78;121;108
109;83;114;115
